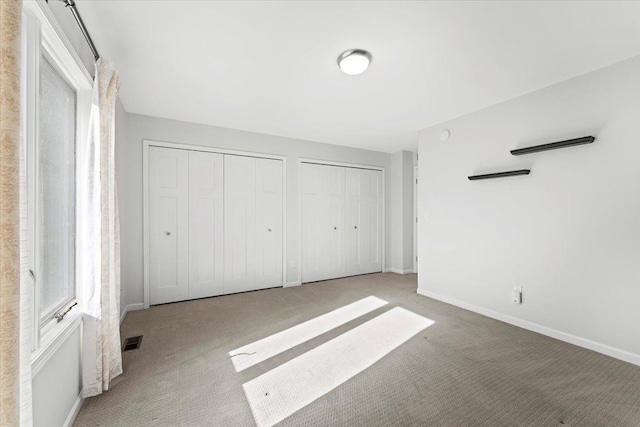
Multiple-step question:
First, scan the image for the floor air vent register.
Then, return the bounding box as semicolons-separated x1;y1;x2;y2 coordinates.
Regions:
122;335;143;352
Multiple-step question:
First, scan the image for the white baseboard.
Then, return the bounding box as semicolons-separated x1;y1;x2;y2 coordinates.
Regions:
63;390;84;427
285;281;301;288
417;288;640;367
384;268;414;275
120;303;145;324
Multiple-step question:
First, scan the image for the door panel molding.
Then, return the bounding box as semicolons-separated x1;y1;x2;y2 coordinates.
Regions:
301;163;346;283
346;168;383;276
224;155;258;293
148;147;189;305
188;151;224;299
255;158;284;288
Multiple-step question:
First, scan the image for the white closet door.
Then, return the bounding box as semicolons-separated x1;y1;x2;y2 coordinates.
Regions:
224;155;257;293
149;147;189;304
188;151;224;299
255;158;283;288
346;168;383;276
302;163;346;283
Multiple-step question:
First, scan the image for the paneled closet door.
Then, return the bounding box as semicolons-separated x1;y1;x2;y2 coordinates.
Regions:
224;155;257;294
255;158;284;288
224;155;284;293
149;147;189;304
346;168;383;276
188;151;224;299
301;163;346;283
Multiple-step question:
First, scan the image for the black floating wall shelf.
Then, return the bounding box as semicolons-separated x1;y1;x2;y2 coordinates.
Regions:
511;136;595;156
468;169;531;181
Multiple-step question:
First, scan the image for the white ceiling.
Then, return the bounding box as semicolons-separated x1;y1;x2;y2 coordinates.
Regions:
78;1;640;153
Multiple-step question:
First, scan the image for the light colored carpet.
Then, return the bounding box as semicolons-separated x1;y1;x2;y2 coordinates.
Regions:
74;273;640;427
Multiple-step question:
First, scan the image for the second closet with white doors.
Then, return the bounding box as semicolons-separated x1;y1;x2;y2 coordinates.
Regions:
148;145;283;305
301;162;383;284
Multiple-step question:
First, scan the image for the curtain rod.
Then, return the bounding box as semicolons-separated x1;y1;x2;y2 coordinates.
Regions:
49;0;100;61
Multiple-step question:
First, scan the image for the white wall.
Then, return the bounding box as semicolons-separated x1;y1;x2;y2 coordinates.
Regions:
401;151;415;272
390;150;415;273
390;152;404;271
32;327;82;427
122;113;393;306
417;55;640;365
46;0;95;75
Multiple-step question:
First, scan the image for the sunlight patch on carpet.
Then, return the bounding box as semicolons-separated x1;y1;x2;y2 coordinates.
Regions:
229;296;388;372
242;307;434;427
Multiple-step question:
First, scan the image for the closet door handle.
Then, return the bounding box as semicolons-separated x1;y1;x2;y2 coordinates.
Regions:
334;227;337;230
354;226;358;229
268;228;272;232
165;231;171;236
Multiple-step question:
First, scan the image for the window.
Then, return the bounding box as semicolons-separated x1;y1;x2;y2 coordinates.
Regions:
23;2;92;354
36;55;77;323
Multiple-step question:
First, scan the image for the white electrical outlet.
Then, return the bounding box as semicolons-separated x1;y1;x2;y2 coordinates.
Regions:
512;286;522;304
512;292;521;304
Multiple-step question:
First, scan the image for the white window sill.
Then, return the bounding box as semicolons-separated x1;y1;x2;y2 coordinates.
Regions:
31;302;82;377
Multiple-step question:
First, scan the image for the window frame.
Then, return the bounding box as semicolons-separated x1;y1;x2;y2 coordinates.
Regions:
23;1;92;362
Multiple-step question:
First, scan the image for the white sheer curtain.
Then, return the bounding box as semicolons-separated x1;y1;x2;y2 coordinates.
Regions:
81;58;122;398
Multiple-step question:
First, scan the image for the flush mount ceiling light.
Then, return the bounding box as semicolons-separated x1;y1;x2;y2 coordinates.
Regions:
337;49;372;75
